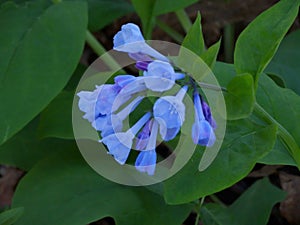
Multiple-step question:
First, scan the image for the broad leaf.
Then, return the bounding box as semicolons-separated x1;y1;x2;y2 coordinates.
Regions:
224;74;255;120
257;74;300;166
202;178;286;225
0;0;88;145
234;0;299;87
38;91;74;139
266;30;300;95
86;0;134;31
164;121;277;204
201;40;221;69
0;207;23;225
0;118;76;170
12;148;192;225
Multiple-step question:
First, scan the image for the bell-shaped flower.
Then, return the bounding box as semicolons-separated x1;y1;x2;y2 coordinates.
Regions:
77;84;120;123
100;112;151;165
135;120;159;175
113;23;169;62
192;93;216;147
93;96;144;137
153;86;187;141
143;60;185;92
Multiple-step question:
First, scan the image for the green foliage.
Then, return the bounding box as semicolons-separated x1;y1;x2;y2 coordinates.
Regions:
224;74;255;120
0;207;23;225
12;148;192;225
201;178;286;225
234;0;299;87
164;121;277;204
130;0;197;38
0;0;88;145
266;30;300;95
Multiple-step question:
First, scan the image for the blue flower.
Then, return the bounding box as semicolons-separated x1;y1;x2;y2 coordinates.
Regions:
135;120;159;175
93;96;144;137
192;93;216;147
153;86;187;140
201;99;217;129
101;112;152;165
143;60;185;92
113;23;169;62
77;84;119;123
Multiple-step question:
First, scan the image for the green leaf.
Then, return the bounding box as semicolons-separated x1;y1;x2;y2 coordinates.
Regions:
266;30;300;95
202;178;286;225
256;74;300;165
234;0;299;87
0;1;88;145
12;148;192;225
164;121;277;204
182;13;205;56
131;0;197;38
259;138;297;166
0;118;76;170
200;40;221;69
224;74;255;120
86;0;134;31
38;91;74;139
0;207;23;225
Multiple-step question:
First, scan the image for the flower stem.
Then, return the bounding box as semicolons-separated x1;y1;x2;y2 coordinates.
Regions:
85;30;122;72
175;9;192;33
194;197;205;225
156;19;184;43
254;102;300;168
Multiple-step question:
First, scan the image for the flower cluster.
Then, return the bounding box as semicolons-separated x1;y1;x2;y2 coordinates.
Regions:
78;23;216;176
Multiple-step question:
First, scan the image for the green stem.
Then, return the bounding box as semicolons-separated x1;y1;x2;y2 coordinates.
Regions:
254;102;300;168
85;30;122;72
175;9;192;33
210;194;226;208
156;19;184;43
224;23;234;63
194;197;205;225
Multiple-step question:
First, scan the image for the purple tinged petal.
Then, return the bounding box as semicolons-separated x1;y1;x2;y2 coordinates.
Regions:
128;52;152;61
136;120;152;150
136;61;151;71
201;99;217;129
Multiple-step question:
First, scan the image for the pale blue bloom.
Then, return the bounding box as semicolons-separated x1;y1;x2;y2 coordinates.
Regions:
101;112;151;165
153;86;187;140
143;60;185;92
113;23;169;62
135;120;159;175
77;84;120;123
192;93;216;147
93;96;144;137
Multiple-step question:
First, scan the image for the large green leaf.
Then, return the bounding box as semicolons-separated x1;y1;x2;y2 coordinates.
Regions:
0;0;88;145
0;118;76;170
164;121;277;204
86;0;134;31
266;30;300;95
130;0;197;38
224;74;255;120
256;74;300;166
12;148;192;225
38;91;74;139
0;207;23;225
201;178;286;225
234;0;299;87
